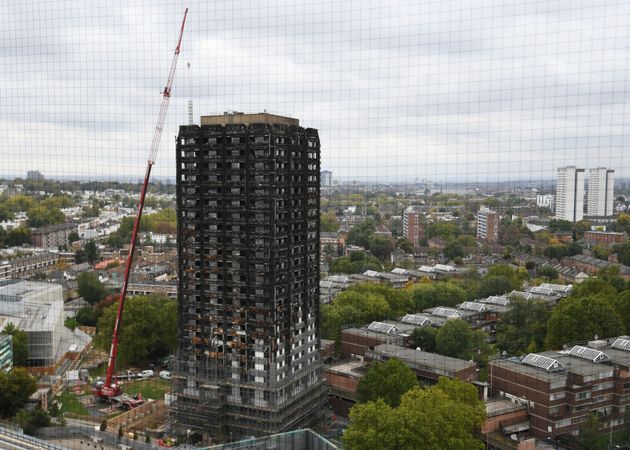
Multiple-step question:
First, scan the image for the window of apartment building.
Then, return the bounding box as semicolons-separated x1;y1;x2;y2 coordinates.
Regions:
576;391;591;400
550;392;566;401
550;380;566;389
598;370;614;379
592;394;612;403
593;382;614;391
556;418;571;428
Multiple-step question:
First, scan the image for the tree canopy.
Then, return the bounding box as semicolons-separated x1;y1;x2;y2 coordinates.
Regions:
0;368;37;417
94;295;177;366
436;319;488;361
329;251;381;274
320;211;340;232
409;326;438;353
496;297;549;355
343;377;485;450
409;281;467;310
1;323;29;366
356;358;417;407
546;295;625;349
77;272;107;304
321;283;413;344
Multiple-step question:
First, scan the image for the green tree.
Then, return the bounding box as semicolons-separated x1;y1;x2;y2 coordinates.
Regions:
426;222;459;240
477;275;514;297
320;284;410;344
26;205;64;228
548;219;573;232
436;320;484;360
611;290;630;334
409;326;438;353
356;358;417;407
396;238;414;253
1;323;29;366
17;409;51;436
6;226;31;247
68;231;80;243
343;378;485;450
94;295;177;366
496;298;549;355
0;368;37;417
570;278;617;299
320;212;340;232
546;295;625;349
443;240;465;260
537;266;558;280
410;282;467;310
75;306;98;326
77;272;107;304
577;413;601;450
64;317;78;331
614;242;630;267
84;240;99;264
367;235;394;260
347;220;376;248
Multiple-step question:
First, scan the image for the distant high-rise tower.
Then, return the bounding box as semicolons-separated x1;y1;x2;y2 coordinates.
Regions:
476;207;499;242
402;207;425;248
320;170;332;187
171;112;327;440
26;170;44;180
587;168;615;217
555;166;585;222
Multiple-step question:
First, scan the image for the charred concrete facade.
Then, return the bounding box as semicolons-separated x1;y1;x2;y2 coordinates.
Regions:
171;113;327;440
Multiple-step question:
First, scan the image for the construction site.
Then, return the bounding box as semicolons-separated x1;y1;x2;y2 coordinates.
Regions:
170;112;328;441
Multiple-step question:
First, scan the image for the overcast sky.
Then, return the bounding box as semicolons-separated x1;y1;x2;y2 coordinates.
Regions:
1;0;629;184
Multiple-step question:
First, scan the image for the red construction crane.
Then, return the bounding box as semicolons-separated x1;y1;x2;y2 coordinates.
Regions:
94;8;189;404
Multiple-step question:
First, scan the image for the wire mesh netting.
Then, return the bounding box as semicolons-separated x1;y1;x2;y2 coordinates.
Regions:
1;1;629;449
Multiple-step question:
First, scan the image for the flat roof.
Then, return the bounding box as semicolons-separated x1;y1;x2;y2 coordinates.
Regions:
369;344;475;372
200;112;299;126
0;280;63;332
324;359;368;378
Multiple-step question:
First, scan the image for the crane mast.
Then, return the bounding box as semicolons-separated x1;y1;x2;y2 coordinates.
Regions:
102;8;189;394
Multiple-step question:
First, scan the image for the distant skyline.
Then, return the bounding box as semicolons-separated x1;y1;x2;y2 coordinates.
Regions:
1;0;629;182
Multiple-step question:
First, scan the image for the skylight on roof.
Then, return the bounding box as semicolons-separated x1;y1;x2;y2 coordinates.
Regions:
522;353;564;372
611;338;630;352
567;345;610;363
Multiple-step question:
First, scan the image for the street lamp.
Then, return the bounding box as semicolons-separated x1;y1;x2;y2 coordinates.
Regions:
186;429;191;446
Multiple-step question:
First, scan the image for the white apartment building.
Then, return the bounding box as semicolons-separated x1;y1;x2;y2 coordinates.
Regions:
536;194;555;209
587;168;614;217
556;166;585;222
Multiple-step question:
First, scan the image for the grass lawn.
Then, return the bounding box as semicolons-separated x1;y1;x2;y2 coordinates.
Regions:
120;378;170;400
58;391;90;416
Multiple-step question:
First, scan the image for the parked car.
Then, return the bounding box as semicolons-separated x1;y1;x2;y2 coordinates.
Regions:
159;370;171;380
140;369;154;378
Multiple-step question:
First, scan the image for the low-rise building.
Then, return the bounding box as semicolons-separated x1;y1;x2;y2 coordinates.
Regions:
31;223;75;249
583;230;626;246
490;337;630;440
324;359;367;416
340;323;406;357
7;252;59;279
365;344;479;384
0;280;64;368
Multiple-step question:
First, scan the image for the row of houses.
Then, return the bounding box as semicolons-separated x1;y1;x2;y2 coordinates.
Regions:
319;264;467;303
0;252;60;281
